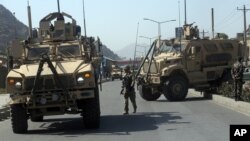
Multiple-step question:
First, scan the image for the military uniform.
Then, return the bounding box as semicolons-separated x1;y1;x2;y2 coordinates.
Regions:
231;58;244;101
121;66;137;114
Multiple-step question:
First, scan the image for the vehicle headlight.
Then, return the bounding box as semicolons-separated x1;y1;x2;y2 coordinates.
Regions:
15;82;22;89
83;72;92;78
77;77;84;84
7;78;22;90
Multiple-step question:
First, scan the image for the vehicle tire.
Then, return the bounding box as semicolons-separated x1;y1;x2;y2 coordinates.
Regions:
10;104;28;134
163;76;188;101
112;77;114;81
203;91;212;99
138;85;161;101
81;87;100;129
30;116;44;122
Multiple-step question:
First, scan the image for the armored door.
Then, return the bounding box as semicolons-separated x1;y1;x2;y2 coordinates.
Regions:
186;44;206;82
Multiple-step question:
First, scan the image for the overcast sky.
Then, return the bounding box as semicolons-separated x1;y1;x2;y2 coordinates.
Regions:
0;0;250;51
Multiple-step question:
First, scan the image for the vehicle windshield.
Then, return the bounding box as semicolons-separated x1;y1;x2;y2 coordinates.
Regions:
57;45;81;58
27;47;50;60
158;42;185;53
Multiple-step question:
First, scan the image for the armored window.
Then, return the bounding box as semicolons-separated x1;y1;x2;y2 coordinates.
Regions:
203;43;218;52
27;47;50;60
57;45;81;57
220;43;233;50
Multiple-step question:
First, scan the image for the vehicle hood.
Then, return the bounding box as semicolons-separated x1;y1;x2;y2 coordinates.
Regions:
7;60;92;78
154;52;182;60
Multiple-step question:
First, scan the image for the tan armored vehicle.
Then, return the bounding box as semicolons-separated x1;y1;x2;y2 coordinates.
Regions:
111;65;123;81
137;24;243;101
6;9;102;133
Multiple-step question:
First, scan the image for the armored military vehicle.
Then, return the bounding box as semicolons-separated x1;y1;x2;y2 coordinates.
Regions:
6;6;102;133
137;24;244;101
111;65;123;81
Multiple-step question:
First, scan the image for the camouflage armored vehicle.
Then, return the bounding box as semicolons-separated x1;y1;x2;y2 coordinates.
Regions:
6;9;102;133
111;65;123;81
137;24;244;101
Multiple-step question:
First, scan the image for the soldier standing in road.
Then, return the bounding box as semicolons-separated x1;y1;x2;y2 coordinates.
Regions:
231;57;244;101
121;65;137;115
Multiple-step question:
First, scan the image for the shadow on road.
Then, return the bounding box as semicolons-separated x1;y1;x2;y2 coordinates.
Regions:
27;112;190;136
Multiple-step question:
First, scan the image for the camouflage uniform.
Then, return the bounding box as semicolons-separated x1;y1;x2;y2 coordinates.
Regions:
121;66;137;114
231;58;244;101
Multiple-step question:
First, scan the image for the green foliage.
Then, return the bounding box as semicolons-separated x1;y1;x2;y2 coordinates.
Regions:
217;82;250;102
215;33;229;39
217;82;234;98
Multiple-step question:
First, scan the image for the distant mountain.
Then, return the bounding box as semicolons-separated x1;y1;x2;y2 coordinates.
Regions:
0;4;120;60
116;43;149;60
0;4;28;52
102;45;121;60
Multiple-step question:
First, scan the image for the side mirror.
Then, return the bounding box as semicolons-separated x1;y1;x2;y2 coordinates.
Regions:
191;46;196;55
8;56;13;70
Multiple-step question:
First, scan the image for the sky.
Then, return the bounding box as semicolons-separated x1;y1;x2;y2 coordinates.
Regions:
0;0;250;52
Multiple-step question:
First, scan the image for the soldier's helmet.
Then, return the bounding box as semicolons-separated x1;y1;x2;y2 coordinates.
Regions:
238;57;243;62
124;65;131;72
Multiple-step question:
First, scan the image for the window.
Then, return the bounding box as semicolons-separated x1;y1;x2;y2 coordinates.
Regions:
57;45;81;57
220;43;233;50
203;43;218;52
27;47;50;60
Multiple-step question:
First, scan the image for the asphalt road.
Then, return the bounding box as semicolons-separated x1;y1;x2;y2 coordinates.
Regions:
1;80;250;141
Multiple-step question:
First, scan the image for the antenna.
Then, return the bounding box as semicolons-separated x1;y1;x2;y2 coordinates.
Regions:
57;0;60;13
27;0;33;38
83;0;87;36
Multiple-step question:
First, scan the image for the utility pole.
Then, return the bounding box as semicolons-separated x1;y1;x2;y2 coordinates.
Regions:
237;5;250;63
211;8;214;39
184;0;187;25
133;22;139;71
57;0;60;13
200;30;209;39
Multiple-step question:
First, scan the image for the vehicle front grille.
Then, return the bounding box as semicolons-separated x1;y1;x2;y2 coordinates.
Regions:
25;75;75;91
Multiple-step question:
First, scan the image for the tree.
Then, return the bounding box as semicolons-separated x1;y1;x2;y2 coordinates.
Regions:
216;33;229;39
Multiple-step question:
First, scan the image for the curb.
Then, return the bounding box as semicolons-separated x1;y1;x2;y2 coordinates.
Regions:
211;94;250;117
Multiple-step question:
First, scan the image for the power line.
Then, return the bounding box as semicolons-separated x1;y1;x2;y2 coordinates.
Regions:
215;9;237;27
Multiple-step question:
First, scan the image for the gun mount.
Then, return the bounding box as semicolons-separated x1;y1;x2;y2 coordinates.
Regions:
39;12;81;41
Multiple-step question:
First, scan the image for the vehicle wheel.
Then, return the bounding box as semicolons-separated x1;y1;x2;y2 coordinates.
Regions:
163;76;188;101
203;91;212;99
112;77;114;81
81;87;100;129
30;116;44;122
10;104;28;134
138;85;161;101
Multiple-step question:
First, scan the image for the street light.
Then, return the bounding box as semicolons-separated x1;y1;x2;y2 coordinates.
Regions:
136;44;148;57
143;18;176;47
139;35;158;47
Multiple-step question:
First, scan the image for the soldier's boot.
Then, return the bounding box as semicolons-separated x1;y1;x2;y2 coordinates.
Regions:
133;108;137;113
133;105;137;113
124;98;129;115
